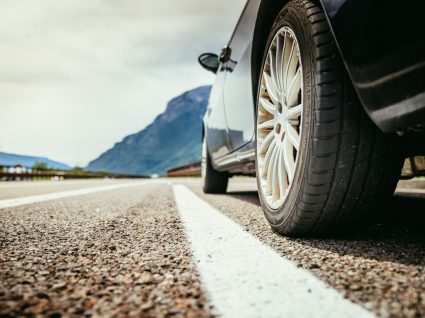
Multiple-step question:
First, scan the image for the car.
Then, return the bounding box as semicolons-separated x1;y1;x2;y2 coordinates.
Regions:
198;0;425;236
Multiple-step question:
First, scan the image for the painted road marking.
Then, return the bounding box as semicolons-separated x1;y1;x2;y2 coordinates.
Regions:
0;180;109;188
172;184;374;318
0;181;154;209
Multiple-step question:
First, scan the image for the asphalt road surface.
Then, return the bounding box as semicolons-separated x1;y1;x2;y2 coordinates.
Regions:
0;178;424;317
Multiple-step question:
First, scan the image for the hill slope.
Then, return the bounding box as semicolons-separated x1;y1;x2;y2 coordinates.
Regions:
87;85;211;175
0;152;71;170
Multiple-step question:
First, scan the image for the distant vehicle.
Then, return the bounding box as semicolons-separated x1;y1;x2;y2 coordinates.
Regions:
198;0;425;236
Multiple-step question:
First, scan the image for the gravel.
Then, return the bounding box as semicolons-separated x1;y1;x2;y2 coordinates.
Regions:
0;183;213;317
2;177;424;317
190;179;425;318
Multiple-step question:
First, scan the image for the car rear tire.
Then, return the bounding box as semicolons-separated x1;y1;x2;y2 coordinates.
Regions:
255;0;403;236
202;137;228;194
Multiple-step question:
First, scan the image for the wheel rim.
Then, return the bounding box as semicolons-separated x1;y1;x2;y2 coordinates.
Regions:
201;138;207;179
256;26;303;210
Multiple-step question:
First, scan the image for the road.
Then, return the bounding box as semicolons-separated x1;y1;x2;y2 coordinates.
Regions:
0;178;424;317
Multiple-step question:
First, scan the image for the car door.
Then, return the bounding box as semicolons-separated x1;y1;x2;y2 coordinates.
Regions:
204;64;233;162
221;0;260;152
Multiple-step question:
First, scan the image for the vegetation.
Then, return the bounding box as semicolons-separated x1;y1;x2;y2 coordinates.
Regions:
70;166;85;174
32;161;49;170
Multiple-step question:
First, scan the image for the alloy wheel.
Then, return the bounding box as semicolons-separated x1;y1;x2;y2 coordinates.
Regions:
201;137;207;179
256;26;303;210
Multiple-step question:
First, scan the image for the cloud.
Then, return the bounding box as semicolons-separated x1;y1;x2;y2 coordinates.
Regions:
0;0;247;166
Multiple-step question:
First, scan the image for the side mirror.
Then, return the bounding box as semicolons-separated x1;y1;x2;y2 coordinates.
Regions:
198;53;219;73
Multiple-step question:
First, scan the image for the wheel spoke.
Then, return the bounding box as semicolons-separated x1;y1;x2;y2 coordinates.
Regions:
267;144;279;194
258;130;274;155
283;39;295;92
272;146;281;201
275;35;284;92
277;147;287;200
286;124;300;150
258;118;274;130
283;136;295;182
287;104;302;119
262;139;276;178
263;73;280;104
287;68;301;107
269;50;280;95
278;31;287;93
259;97;276;115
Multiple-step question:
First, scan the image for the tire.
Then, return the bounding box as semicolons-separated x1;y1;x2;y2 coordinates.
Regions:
202;136;228;194
255;0;403;236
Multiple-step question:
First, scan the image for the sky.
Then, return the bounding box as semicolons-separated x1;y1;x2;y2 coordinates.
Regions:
0;0;247;167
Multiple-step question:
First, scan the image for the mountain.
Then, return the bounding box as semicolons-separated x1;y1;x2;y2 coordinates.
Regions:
0;152;71;170
87;85;211;176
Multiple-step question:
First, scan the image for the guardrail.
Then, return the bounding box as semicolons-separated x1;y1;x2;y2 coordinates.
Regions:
0;165;148;181
166;161;201;177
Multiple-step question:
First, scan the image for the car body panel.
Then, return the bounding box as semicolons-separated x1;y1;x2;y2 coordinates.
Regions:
222;0;260;152
203;68;233;164
320;0;425;131
223;42;256;151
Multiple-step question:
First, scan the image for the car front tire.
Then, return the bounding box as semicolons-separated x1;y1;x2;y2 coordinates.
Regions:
255;0;403;236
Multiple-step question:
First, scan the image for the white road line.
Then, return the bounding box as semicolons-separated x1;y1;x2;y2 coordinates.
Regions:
172;185;374;318
0;180;108;188
0;181;154;209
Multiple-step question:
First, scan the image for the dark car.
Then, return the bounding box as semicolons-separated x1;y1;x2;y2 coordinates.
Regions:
198;0;425;236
